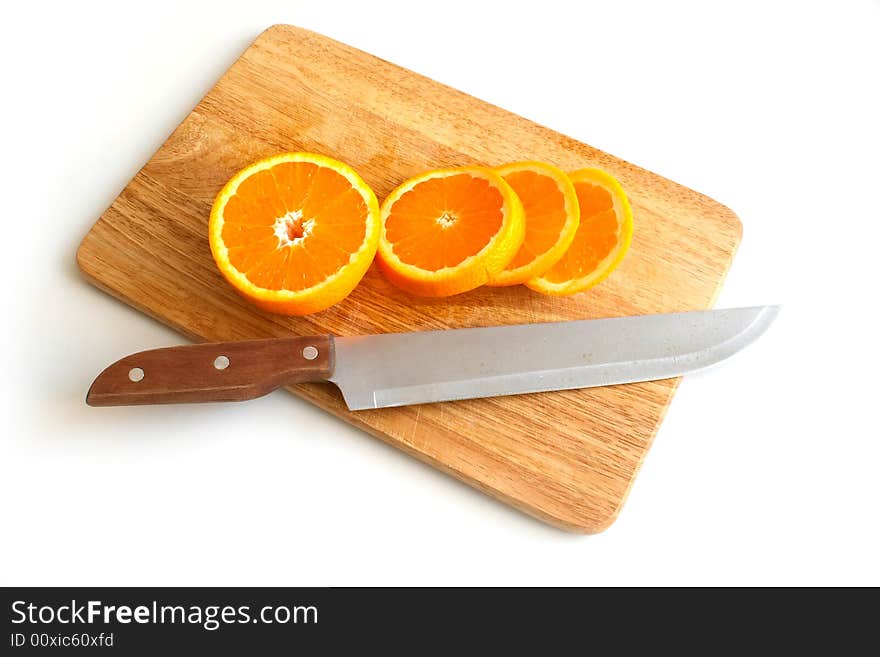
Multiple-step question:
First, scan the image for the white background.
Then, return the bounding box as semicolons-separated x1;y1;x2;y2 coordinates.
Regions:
2;0;878;586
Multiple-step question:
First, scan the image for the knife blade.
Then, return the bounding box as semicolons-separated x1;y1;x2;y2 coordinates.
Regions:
86;306;779;409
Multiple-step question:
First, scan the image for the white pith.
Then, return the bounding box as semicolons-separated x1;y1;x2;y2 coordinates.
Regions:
273;209;315;248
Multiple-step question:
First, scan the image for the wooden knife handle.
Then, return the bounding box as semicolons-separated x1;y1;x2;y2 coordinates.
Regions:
86;336;334;406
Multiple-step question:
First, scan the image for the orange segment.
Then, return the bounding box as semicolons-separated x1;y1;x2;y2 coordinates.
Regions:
488;161;580;286
377;167;525;296
526;168;633;296
209;152;380;315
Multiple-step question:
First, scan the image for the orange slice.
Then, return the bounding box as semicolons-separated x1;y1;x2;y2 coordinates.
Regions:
377;167;525;296
209;152;380;315
526;168;633;296
488;161;580;286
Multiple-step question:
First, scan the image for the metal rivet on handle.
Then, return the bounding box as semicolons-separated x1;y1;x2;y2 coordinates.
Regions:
302;346;319;361
214;355;230;370
128;367;145;382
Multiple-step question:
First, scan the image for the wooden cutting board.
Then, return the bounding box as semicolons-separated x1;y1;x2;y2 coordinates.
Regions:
77;25;741;532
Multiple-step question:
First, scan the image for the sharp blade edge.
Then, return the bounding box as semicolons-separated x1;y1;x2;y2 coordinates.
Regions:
329;306;779;410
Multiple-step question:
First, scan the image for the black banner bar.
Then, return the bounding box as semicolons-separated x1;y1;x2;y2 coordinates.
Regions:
1;587;871;652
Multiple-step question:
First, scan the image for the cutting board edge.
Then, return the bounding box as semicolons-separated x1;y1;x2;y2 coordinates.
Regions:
301;399;609;532
77;239;197;343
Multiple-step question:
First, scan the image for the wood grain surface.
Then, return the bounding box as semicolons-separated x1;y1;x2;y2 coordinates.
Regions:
76;25;742;532
86;336;333;406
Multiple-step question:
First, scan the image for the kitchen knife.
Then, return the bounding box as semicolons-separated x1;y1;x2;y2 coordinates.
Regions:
86;306;778;409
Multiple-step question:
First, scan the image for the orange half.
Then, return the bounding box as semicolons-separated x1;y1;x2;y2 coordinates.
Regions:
208;152;380;315
377;167;525;296
526;168;633;296
488;161;580;286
